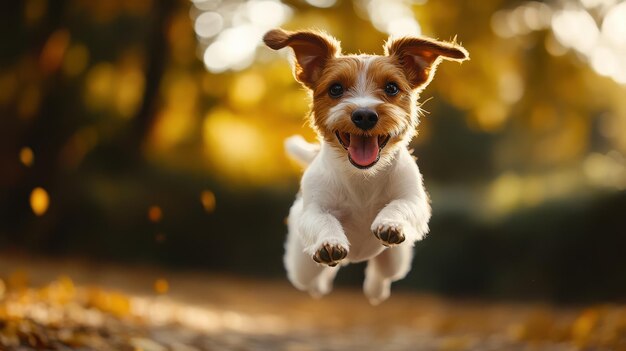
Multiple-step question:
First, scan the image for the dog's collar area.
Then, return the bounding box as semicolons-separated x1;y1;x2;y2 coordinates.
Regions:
335;131;391;169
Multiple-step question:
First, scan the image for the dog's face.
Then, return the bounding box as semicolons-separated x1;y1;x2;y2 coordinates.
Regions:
264;29;468;170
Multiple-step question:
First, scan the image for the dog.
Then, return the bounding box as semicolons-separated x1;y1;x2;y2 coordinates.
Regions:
263;28;468;304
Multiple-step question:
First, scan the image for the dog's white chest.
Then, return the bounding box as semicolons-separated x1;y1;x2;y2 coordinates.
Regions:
328;187;391;262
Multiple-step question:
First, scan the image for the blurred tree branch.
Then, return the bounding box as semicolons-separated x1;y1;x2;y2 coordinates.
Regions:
125;0;174;159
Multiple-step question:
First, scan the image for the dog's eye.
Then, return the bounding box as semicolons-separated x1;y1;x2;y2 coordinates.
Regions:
328;83;344;98
384;82;399;96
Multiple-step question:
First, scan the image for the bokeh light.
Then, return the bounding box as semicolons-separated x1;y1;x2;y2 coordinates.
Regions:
305;0;337;8
493;0;626;86
194;11;223;38
363;0;423;37
19;147;34;167
148;206;163;223
200;190;216;213
62;44;90;77
193;0;292;73
40;29;70;74
30;187;49;216
154;279;169;294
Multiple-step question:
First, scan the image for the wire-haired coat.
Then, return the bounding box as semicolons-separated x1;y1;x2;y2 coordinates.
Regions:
264;28;468;304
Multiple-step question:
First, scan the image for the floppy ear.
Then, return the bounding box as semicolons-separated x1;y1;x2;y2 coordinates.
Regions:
263;28;341;88
385;36;468;90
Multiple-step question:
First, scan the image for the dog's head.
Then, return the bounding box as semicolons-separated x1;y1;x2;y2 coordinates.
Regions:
264;28;468;171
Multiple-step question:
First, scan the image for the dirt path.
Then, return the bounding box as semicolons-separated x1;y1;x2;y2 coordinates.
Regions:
0;255;622;350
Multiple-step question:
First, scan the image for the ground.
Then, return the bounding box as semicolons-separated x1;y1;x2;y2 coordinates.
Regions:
0;255;624;351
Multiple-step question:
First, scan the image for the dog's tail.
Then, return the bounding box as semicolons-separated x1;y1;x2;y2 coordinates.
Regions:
285;135;319;167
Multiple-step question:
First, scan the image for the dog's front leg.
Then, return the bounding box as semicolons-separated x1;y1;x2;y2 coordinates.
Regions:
371;195;431;246
298;204;349;266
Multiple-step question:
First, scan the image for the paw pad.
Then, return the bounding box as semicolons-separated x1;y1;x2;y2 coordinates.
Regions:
312;243;347;267
373;225;405;247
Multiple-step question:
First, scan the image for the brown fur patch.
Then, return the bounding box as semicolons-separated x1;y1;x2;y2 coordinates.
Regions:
385;37;469;89
263;29;341;87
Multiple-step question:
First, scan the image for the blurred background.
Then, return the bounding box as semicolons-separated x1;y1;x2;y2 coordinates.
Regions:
1;0;626;306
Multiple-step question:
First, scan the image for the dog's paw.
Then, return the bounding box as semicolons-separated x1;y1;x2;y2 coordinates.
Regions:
364;276;391;306
373;224;405;247
312;243;348;267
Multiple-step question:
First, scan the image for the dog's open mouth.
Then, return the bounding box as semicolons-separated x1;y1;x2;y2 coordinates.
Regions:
335;131;390;169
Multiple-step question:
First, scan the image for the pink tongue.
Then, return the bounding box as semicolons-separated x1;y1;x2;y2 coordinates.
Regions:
348;134;379;167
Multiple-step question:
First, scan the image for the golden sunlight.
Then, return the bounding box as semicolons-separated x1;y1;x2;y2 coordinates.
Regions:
487;172;523;216
114;65;145;118
30;187;49;216
202;109;275;183
228;72;266;109
200;190;216;213
154;279;169;294
40;29;70;74
85;62;115;111
19;147;34;167
62;43;89;77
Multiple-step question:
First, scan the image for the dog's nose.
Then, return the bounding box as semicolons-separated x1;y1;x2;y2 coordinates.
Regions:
351;108;378;130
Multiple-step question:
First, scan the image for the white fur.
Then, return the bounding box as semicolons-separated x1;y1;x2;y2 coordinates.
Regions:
353;55;375;97
344;96;384;108
284;138;431;305
285;135;319;167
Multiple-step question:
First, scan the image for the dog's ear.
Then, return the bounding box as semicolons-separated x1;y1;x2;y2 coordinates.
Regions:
385;36;468;90
264;28;341;88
